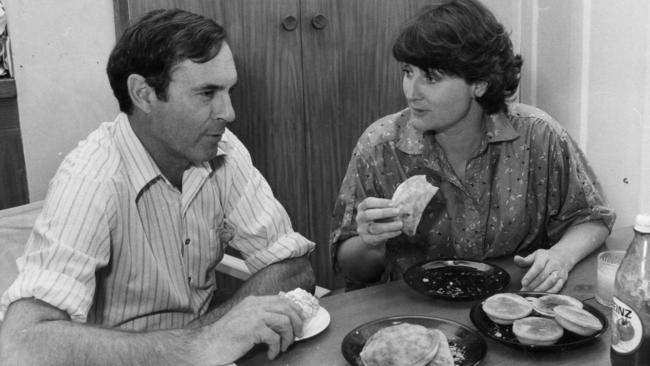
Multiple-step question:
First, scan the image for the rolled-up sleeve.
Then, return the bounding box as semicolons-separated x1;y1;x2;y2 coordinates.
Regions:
0;174;111;322
545;125;616;242
221;134;314;273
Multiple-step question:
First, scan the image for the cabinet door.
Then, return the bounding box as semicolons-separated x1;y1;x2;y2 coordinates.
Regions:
300;0;441;287
0;79;29;209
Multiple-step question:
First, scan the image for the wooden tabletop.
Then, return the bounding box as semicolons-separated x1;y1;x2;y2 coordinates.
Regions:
239;229;635;366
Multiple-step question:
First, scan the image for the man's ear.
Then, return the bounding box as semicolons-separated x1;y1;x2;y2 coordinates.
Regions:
472;80;488;98
127;74;155;114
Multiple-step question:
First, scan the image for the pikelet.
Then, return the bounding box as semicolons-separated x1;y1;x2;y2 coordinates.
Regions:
532;294;583;317
554;305;603;336
482;293;533;324
513;316;564;346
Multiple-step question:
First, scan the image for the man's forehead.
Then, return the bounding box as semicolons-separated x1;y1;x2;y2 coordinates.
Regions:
170;43;237;84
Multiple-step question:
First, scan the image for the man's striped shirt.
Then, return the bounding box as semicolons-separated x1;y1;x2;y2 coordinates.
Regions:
0;113;315;330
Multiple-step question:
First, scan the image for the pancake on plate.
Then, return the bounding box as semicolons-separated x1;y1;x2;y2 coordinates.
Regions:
532;294;583;317
391;175;439;236
360;323;452;366
428;329;454;366
482;293;533;324
512;316;564;346
554;305;603;336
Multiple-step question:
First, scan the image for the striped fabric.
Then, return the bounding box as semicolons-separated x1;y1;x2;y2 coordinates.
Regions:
0;113;314;330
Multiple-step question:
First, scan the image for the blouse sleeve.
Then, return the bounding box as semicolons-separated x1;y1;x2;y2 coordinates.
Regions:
544;125;616;243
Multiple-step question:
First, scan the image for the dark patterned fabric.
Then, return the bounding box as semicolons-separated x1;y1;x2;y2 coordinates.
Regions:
330;103;614;283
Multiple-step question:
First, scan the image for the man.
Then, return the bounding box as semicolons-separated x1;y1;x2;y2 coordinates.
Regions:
0;9;316;365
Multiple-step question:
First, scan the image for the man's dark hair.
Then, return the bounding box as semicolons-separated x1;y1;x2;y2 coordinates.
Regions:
393;0;522;114
107;9;227;114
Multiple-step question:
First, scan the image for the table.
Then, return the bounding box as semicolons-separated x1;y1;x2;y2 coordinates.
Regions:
239;228;635;366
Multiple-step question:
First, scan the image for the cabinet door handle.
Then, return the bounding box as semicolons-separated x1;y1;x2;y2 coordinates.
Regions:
281;15;298;31
311;14;328;30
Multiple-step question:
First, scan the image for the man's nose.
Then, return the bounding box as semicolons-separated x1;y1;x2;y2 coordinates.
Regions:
213;93;236;123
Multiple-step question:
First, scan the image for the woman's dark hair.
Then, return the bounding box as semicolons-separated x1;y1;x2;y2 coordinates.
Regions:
107;9;227;114
393;0;522;114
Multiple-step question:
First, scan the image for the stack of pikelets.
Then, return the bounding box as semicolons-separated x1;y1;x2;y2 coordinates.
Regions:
482;293;603;346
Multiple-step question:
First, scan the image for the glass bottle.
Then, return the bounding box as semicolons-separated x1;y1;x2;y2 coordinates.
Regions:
611;213;650;365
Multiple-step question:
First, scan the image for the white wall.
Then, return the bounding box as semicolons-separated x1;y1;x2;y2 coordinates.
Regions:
517;0;650;228
5;0;649;229
4;0;117;201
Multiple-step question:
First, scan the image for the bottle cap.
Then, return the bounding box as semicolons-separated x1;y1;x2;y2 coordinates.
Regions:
634;213;650;233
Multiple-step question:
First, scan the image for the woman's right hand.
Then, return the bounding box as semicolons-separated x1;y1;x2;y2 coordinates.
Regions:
356;197;403;247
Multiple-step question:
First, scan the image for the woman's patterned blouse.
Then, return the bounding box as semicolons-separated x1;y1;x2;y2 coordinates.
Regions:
329;103;615;283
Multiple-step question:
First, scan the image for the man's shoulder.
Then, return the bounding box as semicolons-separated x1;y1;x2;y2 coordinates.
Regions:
55;121;124;182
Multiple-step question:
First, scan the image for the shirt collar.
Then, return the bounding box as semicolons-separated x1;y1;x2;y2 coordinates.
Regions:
395;107;519;155
113;113;229;196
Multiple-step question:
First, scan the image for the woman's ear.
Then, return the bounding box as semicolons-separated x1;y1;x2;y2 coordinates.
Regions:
127;74;154;114
472;80;488;98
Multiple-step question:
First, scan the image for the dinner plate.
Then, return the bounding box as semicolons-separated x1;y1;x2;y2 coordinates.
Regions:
404;259;510;301
295;306;330;341
341;315;486;366
470;292;609;351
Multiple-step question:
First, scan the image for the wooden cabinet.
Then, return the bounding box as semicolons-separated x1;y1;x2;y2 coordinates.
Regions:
0;78;28;210
114;0;438;289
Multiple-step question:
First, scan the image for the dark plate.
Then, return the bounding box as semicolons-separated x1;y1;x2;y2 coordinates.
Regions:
470;291;609;351
341;315;486;366
404;259;510;301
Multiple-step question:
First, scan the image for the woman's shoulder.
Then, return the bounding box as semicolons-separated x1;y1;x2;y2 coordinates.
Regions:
507;103;569;139
356;108;410;149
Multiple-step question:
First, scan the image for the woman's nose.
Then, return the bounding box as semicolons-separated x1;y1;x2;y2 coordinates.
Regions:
403;77;420;101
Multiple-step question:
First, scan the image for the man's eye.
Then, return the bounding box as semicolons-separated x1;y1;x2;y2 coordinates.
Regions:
200;90;215;98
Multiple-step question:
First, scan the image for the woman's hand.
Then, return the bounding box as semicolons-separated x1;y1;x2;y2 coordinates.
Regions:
356;197;403;247
514;249;569;293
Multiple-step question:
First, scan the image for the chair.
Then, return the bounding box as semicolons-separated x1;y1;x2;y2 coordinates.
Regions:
0;200;329;301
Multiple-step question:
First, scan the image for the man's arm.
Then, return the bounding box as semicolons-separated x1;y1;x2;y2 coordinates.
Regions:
187;256;315;328
0;294;304;366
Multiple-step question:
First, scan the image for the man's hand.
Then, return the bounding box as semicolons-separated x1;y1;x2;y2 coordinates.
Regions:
199;295;305;363
514;249;569;293
356;197;403;247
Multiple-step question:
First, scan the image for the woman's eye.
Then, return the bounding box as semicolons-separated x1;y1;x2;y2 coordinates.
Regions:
401;67;412;77
425;71;441;83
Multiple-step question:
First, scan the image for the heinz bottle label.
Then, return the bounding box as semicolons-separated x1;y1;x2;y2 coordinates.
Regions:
612;296;645;354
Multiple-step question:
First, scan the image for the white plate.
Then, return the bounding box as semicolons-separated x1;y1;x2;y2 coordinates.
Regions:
295;306;330;341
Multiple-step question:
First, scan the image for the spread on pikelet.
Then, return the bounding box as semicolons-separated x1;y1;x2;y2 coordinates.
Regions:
482;293;533;324
512;316;564;346
553;305;603;336
532;294;583;317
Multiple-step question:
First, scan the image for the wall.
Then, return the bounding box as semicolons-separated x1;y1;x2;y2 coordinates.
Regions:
519;0;650;228
4;0;117;201
5;0;649;228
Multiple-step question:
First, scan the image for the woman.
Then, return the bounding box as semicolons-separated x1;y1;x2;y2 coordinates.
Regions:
329;0;614;293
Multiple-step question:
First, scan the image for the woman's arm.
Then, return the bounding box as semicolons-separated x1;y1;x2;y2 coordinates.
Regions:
336;235;388;284
335;197;403;285
514;220;609;292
